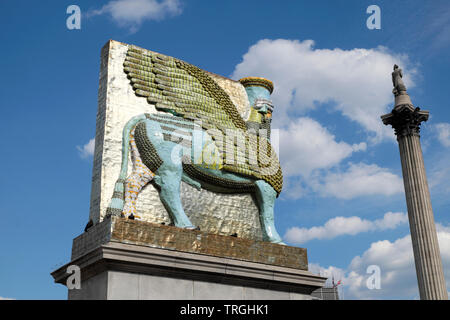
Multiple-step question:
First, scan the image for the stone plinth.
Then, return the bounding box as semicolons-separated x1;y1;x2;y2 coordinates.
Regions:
71;216;308;269
52;217;325;300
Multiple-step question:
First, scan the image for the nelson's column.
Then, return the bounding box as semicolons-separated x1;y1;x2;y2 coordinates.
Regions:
381;65;448;300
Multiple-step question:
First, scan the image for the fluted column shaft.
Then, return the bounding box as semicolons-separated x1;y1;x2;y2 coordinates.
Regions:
398;134;447;300
382;104;447;300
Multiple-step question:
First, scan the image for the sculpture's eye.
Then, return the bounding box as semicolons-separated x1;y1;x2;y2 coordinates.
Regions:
254;98;274;112
253;103;262;110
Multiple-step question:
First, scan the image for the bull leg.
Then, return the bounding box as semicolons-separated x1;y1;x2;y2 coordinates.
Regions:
122;135;155;219
254;180;284;244
122;166;154;219
156;164;195;229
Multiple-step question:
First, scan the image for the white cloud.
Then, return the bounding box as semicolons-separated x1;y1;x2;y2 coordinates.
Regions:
279;117;363;177
437;223;450;233
315;162;404;199
425;150;450;195
231;39;417;142
435;123;450;147
285;212;407;245
283;161;403;201
276;116;402;200
351;142;367;152
310;223;450;299
77;138;95;159
89;0;182;32
0;296;15;300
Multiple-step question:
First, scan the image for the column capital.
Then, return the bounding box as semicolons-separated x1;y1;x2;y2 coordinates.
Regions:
381;104;429;139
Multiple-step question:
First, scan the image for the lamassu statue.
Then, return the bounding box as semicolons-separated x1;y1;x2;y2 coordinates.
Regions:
106;47;284;244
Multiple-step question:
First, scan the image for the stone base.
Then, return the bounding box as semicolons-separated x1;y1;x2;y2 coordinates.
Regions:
394;92;413;107
51;217;326;300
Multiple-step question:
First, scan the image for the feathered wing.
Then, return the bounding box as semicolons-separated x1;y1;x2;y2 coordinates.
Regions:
123;46;283;195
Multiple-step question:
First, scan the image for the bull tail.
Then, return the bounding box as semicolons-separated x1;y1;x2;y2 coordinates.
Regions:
106;114;147;217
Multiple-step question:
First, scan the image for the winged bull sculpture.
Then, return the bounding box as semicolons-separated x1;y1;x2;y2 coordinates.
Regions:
106;47;284;244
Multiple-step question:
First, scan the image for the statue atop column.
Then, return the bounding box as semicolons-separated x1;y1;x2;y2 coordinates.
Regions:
390;64;413;107
392;64;407;96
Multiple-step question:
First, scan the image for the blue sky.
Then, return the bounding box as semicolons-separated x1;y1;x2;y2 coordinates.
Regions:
0;0;449;300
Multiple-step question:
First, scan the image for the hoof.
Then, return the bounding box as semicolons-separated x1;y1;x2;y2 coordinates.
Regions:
169;221;196;229
84;220;94;232
268;238;286;245
264;235;286;245
125;213;141;220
